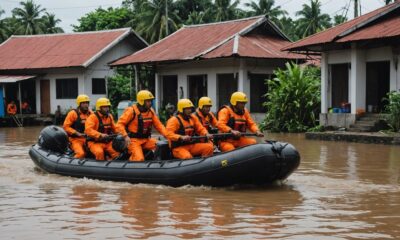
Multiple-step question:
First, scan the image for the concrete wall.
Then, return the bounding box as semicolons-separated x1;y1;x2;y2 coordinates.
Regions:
320;45;400;127
155;58;286;113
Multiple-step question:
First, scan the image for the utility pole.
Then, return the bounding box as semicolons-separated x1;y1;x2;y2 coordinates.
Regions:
165;0;169;36
354;0;359;18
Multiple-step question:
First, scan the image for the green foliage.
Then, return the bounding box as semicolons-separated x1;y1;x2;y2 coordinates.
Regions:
0;1;63;43
384;91;400;132
295;0;332;38
73;7;134;32
262;63;321;132
107;70;133;111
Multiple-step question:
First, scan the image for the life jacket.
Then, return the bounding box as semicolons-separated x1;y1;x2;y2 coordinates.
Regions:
218;105;247;133
194;110;215;132
71;109;91;134
171;114;195;148
7;104;17;114
126;105;154;138
94;111;113;135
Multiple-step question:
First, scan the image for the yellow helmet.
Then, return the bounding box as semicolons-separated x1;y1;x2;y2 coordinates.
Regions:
76;94;90;107
230;91;248;106
137;90;154;105
177;99;194;113
95;98;111;111
198;97;212;109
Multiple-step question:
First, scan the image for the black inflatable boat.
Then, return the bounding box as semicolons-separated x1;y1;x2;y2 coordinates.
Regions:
29;126;300;187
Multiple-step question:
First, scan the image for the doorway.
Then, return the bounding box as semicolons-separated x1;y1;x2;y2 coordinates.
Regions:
40;79;50;115
330;63;349;108
188;75;207;107
217;73;237;108
162;75;178;108
366;61;390;112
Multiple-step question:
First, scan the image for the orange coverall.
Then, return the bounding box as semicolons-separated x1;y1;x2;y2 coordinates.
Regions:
7;103;17;115
193;109;218;131
217;106;259;152
116;105;167;161
85;111;119;160
166;114;213;159
63;109;92;158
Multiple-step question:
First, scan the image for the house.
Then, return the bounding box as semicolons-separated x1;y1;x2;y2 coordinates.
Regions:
111;16;305;119
283;2;400;128
0;28;147;115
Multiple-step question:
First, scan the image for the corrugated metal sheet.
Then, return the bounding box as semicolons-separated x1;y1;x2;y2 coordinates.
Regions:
338;15;400;42
283;2;399;51
0;75;36;83
112;16;304;65
203;34;304;59
0;29;131;70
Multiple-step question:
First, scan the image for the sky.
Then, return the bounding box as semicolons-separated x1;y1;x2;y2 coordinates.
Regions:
1;0;386;33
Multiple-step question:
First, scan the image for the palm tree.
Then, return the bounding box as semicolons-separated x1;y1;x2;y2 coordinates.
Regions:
42;13;63;33
333;15;347;26
0;8;9;42
213;0;240;22
245;0;287;22
296;0;331;38
136;0;181;43
186;10;209;25
12;0;46;35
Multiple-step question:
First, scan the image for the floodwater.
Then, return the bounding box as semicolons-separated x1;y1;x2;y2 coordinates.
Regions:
0;127;399;239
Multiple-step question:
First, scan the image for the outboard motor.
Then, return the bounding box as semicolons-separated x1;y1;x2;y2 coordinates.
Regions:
38;125;69;153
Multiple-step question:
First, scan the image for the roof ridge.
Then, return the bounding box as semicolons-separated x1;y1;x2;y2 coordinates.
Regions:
10;28;131;38
183;15;264;28
193;16;266;58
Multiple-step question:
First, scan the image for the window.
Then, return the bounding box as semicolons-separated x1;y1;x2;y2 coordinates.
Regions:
92;78;106;94
249;73;270;113
217;73;237;108
56;78;78;99
188;75;207;107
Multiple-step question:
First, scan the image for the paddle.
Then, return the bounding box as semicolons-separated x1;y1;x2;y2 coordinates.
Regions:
189;133;259;141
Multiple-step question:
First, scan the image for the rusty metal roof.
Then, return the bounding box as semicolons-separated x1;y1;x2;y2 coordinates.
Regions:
111;16;304;66
0;75;36;83
283;2;400;52
0;28;147;70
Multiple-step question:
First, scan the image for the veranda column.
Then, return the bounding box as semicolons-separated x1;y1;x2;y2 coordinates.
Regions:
207;73;217;112
321;52;330;113
350;44;366;114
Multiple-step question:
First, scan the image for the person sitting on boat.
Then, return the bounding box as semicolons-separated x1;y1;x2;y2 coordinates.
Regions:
193;97;218;134
166;99;213;160
85;98;119;160
63;95;93;159
7;101;17;115
217;91;264;152
116;90;167;162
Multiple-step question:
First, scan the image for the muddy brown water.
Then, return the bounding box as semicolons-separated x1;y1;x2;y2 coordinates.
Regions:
0;127;399;239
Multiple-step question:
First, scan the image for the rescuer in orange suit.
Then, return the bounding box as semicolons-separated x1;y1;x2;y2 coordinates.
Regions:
7;101;17;115
193;96;218;133
85;98;119;160
166;99;214;160
217;92;264;152
116;90;167;161
63;94;93;158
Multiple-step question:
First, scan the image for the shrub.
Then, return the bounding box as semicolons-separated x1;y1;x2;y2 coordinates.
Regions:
384;91;400;132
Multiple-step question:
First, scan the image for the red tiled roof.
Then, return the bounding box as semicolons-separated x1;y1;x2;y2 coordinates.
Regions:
112;16;304;66
283;2;400;52
0;28;146;70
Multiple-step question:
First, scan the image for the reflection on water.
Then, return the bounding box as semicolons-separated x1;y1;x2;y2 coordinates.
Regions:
0;127;400;239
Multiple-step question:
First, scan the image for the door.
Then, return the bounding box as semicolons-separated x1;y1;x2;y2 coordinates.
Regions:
217;73;237;108
188;75;207;107
331;64;349;108
162;75;178;108
40;80;50;115
366;61;390;112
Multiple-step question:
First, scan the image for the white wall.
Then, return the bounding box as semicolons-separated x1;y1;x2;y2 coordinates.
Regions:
35;38;141;114
323;45;398;115
156;58;282;112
